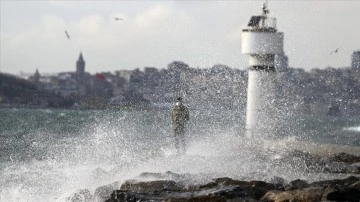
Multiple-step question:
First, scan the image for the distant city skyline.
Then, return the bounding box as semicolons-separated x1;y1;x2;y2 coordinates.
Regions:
1;0;359;74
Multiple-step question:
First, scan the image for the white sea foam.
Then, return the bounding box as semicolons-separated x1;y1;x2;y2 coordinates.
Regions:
0;131;356;202
1;109;359;202
344;125;360;132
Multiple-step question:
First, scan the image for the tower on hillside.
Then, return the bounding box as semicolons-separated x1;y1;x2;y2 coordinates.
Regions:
76;52;85;82
241;2;284;137
33;69;40;84
76;52;86;94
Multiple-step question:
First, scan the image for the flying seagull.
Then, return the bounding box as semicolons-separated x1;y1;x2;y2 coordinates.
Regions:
65;30;70;39
330;48;339;54
114;17;124;21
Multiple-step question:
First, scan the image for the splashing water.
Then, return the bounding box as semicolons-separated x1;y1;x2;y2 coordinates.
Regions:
0;108;359;201
344;125;360;132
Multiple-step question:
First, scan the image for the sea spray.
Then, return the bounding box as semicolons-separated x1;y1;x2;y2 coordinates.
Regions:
0;108;359;201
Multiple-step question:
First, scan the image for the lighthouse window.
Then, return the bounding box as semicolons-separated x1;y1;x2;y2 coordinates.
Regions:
248;16;261;27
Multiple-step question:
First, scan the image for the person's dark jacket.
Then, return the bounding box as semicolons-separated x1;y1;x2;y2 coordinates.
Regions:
171;104;189;129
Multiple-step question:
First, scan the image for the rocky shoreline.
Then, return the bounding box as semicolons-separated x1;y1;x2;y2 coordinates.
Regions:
67;151;360;202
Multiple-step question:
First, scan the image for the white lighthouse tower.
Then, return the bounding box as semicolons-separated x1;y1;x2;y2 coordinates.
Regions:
242;2;284;136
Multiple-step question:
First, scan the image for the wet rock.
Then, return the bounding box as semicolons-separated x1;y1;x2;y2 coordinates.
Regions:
310;176;359;188
349;180;360;190
214;177;250;187
321;161;360;174
163;195;226;202
202;182;268;200
198;181;217;189
120;179;180;193
105;190;137;202
285;150;324;167
285;179;309;190
139;171;181;180
268;176;284;185
66;189;93;202
249;181;275;189
268;176;285;190
94;181;120;202
209;186;248;198
106;185;257;202
325;187;360;202
328;152;360;163
97;172;360;202
245;187;268;200
261;187;325;202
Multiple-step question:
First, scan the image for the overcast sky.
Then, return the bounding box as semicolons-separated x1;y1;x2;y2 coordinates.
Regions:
1;0;359;75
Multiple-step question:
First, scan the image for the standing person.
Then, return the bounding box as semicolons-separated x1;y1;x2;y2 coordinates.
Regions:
171;97;190;154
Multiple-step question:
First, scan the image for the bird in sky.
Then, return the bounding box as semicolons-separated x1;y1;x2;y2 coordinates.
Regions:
330;48;339;54
65;30;70;39
114;17;124;21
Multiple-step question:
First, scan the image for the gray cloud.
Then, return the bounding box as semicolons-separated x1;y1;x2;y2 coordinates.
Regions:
1;1;359;74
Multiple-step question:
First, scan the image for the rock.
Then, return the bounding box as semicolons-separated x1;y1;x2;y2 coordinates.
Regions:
105;190;137;202
328;152;360;163
285;150;324;167
268;176;285;190
163;195;226;202
212;178;276;199
198;182;217;189
269;176;285;186
325;187;360;202
120;179;180;193
214;177;250;187
322;162;360;174
349;181;360;190
66;189;93;202
285;179;309;190
139;171;181;180
261;187;325;202
310;176;359;188
245;187;268;200
210;186;248;198
93;181;120;202
96;172;360;202
209;182;268;200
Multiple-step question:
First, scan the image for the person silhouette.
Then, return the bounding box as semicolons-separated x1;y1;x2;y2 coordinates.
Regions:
171;97;189;154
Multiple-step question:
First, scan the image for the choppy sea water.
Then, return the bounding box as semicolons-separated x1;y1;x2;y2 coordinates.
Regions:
0;108;359;201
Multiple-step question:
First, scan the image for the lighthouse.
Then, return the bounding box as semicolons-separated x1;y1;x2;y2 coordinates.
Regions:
242;2;284;136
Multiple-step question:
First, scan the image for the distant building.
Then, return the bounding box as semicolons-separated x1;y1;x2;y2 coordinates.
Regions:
76;52;85;83
31;69;40;84
115;70;133;83
75;52;86;94
57;72;77;97
351;50;360;69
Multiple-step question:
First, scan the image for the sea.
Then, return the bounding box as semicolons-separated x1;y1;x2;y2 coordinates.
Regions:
0;107;359;201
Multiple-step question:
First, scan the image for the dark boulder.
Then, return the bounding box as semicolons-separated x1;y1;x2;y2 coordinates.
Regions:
163;195;226;202
325;187;360;202
285;179;309;190
94;181;120;202
261;187;325;202
213;177;251;187
322;162;360;174
138;171;182;180
120;179;180;193
328;152;360;163
349;180;360;190
66;189;93;202
105;190;137;202
310;176;359;188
